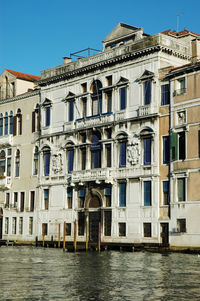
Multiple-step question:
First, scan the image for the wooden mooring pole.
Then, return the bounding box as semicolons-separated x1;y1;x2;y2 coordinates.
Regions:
74;220;77;252
86;220;88;252
58;223;61;248
63;222;66;250
98;222;101;252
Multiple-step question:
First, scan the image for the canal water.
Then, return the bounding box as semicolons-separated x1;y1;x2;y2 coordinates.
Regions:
0;247;200;300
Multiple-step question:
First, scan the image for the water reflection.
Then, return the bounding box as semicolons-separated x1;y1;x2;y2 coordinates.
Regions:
0;247;199;300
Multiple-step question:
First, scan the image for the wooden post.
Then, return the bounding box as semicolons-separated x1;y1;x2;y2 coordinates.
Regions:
42;234;45;248
58;223;61;248
98;222;101;252
74;220;77;252
63;222;66;250
86;220;88;252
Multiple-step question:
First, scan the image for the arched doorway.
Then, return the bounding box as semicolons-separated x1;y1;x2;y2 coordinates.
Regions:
88;195;101;243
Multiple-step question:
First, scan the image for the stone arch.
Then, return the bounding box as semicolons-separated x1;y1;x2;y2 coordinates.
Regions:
85;189;103;209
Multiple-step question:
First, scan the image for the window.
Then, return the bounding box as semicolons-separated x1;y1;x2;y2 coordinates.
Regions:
143;223;151;237
17;109;22;135
81;82;87;93
91;80;102;116
0;150;6;175
177;219;186;233
67;187;73;209
15;150;20;177
4;112;8;135
6;192;10;207
178;132;185;160
9;111;13;134
65;223;71;236
106;128;112;139
7;150;11;177
199;131;200;158
106;91;112;113
106;75;112;86
119;183;126;207
68;101;74;122
171;132;186;161
176;78;186;95
91;132;101;169
104;211;112;236
120;87;126;110
30;191;35;212
144;137;151;165
78;212;85;236
43;148;50;176
14;192;18;208
119;141;126;168
144;80;151;105
163;136;170;164
177;178;185;202
81;147;86;170
0;114;3;136
119;222;126;236
67;149;74;174
5;217;9;234
82;97;87;118
144;181;151;206
33;147;39;175
29;217;33;235
44;189;49;210
161;84;170;105
12;217;17;234
42;223;48;235
78;189;85;208
106;144;111;167
19;217;23;235
163;181;169;205
32;104;40;133
45;106;50;127
105;187;111;207
20;192;25;212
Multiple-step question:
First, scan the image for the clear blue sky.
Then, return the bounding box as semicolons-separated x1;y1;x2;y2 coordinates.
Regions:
1;0;200;76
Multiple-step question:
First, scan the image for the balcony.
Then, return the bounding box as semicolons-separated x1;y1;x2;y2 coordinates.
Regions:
138;105;153;117
0;175;11;191
71;168;112;183
75;113;114;130
0;135;13;147
173;88;186;96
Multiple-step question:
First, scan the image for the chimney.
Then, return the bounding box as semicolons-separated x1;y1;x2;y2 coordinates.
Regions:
63;57;72;64
191;39;200;63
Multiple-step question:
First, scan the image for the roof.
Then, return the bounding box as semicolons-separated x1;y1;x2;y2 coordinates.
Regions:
5;69;41;82
162;29;200;38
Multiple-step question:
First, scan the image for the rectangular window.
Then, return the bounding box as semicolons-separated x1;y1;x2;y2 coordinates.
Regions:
10;115;13;134
0;117;3;136
144;80;151;105
29;217;33;235
106;91;112;113
81;82;87;93
119;183;126;207
120;87;127;110
4;117;8;135
44;189;49;210
144;181;151;206
7;157;11;177
161;84;170;106
92;98;102;115
104;211;112;236
12;217;17;234
177;218;186;233
163;136;170;164
45;106;50;127
42;223;48;235
78;212;85;236
69;101;74;121
68;149;74;174
199;130;200;158
119;141;126;168
143;223;151;237
119;222;126;236
177;178;185;202
19;217;23;235
6;192;10;207
5;217;9;234
144;138;151;165
82;98;87;118
20;192;25;212
67;187;73;209
44;152;50;176
178;132;185;160
30;191;35;212
14;192;18;208
105;187;111;207
78;189;85;208
163;181;169;205
106;144;111;167
81;148;86;170
106;75;112;86
91;150;101;169
66;223;71;236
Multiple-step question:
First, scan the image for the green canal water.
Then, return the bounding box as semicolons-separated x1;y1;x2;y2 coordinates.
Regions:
0;246;200;300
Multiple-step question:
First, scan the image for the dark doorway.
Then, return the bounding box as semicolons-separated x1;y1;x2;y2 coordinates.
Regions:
89;211;101;242
0;218;2;239
161;223;169;246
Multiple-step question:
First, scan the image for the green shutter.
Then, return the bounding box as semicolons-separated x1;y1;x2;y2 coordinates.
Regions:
170;132;178;161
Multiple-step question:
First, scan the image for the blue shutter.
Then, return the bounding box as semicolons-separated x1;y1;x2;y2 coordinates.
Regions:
46;107;50;126
10;116;13;134
79;189;85;197
44;153;50;176
119;142;126;167
144;181;151;206
44;189;49;200
163;181;169;193
120;87;126;110
144;81;151;105
69;101;74;121
0;118;3;136
67;187;73;197
144;138;151;165
68;150;74;173
105;187;111;196
119;183;126;207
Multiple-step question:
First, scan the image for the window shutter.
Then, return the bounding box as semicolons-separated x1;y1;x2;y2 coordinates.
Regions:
68;150;74;173
163;136;170;164
119;141;126;167
79;189;85;197
144;181;151;206
120;87;126;110
32;111;35;133
163;181;169;193
13;116;17;136
170;132;178;161
69;101;74;121
144;138;151;165
179;132;185;160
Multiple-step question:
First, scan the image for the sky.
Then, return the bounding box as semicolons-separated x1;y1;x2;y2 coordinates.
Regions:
0;0;200;77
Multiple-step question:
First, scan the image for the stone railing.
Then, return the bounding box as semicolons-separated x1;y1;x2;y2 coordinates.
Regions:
138;105;152;117
75;113;114;130
0;135;13;147
72;168;112;183
0;176;11;191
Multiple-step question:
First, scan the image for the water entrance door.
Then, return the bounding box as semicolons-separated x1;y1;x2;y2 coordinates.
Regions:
89;211;101;242
161;223;169;246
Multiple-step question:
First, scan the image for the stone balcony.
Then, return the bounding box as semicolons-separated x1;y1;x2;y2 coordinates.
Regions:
71;168;113;183
0;176;11;191
0;135;13;147
138;105;153;117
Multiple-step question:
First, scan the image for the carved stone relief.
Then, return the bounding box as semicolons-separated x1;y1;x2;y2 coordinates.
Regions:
127;136;140;165
52;153;63;174
177;111;186;125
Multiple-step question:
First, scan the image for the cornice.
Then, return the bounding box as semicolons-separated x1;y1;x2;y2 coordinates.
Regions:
0;89;40;105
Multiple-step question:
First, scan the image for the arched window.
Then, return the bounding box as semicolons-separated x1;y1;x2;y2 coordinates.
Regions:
0;150;6;175
117;133;127;168
9;111;13;134
91;80;102;116
4;112;8;135
16;109;22;135
42;99;51;127
91;131;101;169
0;113;3;136
43;147;50;176
140;128;154;166
33;146;39;175
15;149;20;177
32;104;40;133
66;143;74;174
